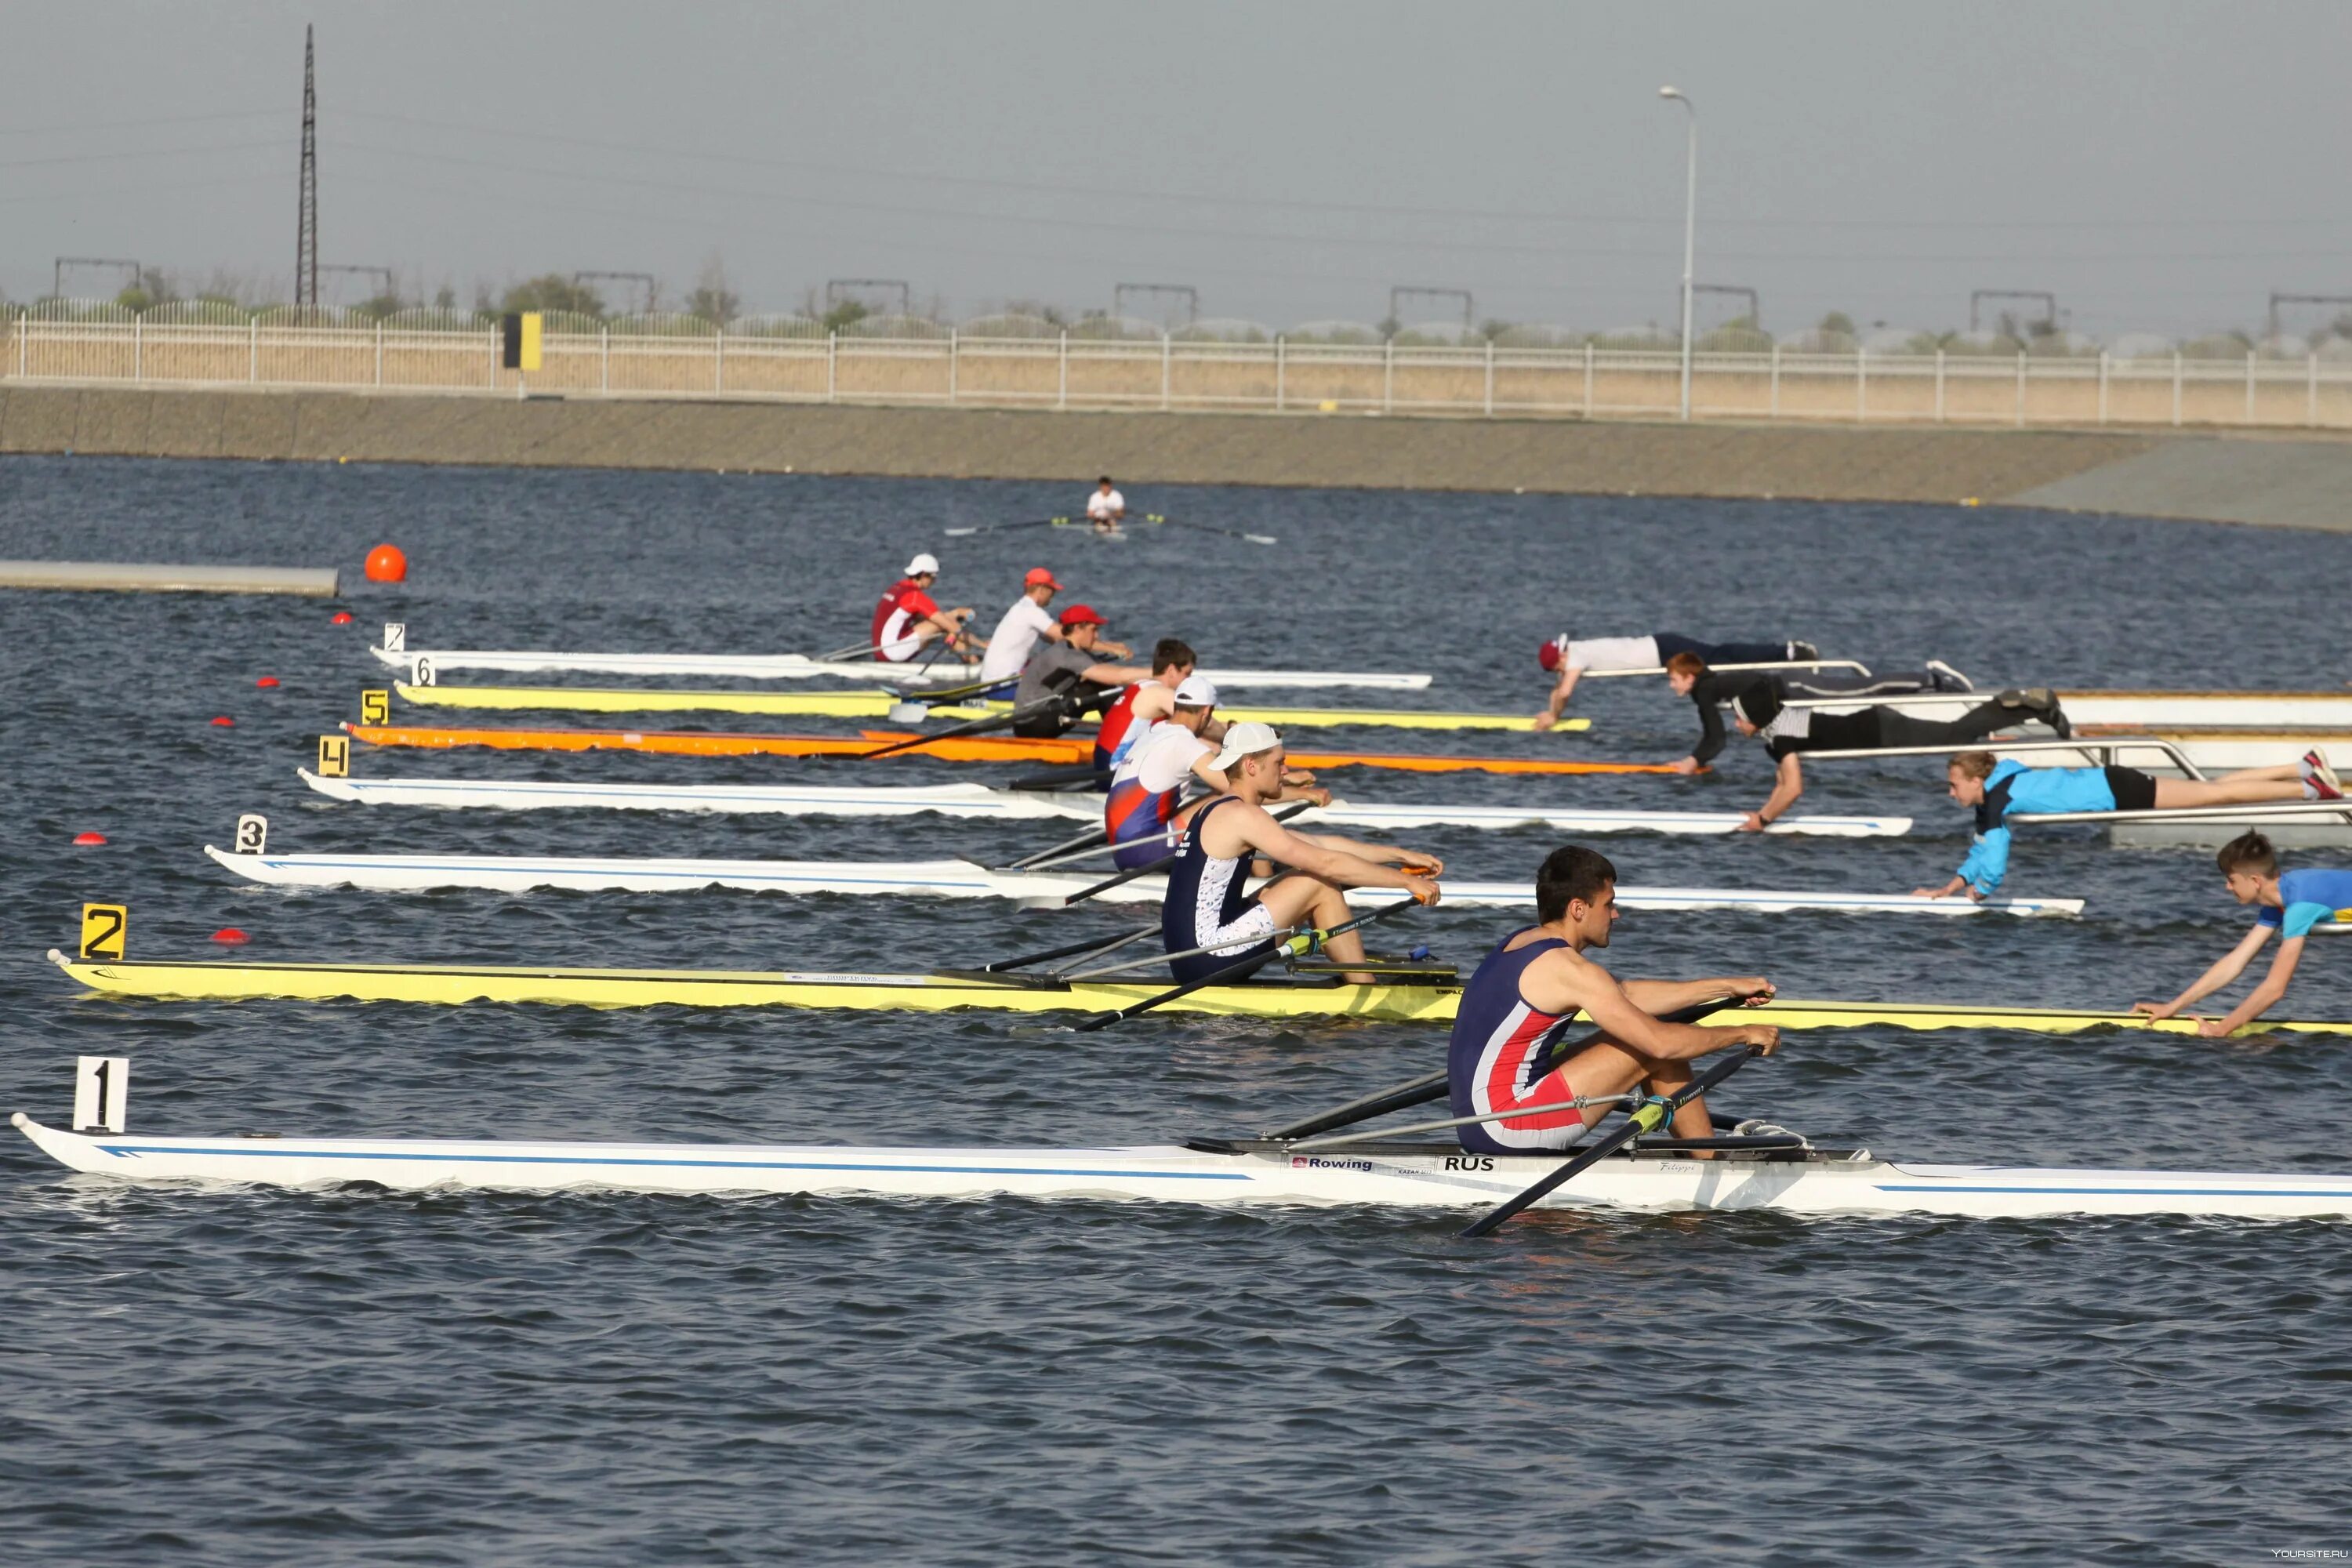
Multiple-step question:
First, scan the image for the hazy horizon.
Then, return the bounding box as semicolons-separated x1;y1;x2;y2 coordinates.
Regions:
4;0;2348;342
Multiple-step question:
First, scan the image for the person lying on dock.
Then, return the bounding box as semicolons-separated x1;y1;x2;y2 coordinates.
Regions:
873;553;978;665
1724;681;2067;833
1915;751;2340;902
1011;604;1154;737
1449;845;1780;1159
1665;653;1981;775
2132;830;2352;1036
1106;682;1332;870
1163;722;1441;986
1531;631;1820;731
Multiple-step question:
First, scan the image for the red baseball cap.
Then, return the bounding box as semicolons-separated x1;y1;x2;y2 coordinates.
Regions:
1058;604;1107;627
1025;566;1063;590
1537;636;1567;672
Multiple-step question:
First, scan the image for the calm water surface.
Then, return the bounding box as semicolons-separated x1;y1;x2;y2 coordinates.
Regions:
2;456;2348;1565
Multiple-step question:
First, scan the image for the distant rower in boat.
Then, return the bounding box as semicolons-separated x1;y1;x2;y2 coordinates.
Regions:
1449;845;1780;1158
1916;750;2340;902
1663;652;1976;764
1163;721;1441;985
1012;604;1152;737
872;553;976;665
1105;679;1331;870
1723;679;2068;833
2133;830;2352;1036
1531;632;1820;731
1093;638;1199;772
1087;477;1127;536
978;566;1081;686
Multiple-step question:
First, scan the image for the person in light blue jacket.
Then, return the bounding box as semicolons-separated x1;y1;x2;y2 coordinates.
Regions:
1913;750;2332;901
2133;831;2352;1036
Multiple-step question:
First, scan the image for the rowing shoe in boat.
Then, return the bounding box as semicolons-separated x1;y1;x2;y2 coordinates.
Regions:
390;684;1584;733
45;950;2348;1033
368;644;1432;692
343;724;1686;777
18;1109;2350;1220
296;769;1913;837
201;847;2082;916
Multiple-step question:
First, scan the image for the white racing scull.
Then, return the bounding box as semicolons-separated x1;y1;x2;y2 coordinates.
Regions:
367;644;1432;692
16;1112;2350;1220
296;769;1913;837
202;845;2081;916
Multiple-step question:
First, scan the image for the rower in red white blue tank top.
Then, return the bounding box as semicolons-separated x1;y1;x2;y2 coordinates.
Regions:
1445;845;1782;1156
1104;676;1221;871
1091;637;1199;772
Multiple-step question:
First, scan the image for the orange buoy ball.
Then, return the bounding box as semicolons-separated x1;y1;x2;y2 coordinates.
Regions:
364;543;408;583
211;927;250;946
210;715;235;727
256;676;281;688
331;611;354;625
73;832;107;846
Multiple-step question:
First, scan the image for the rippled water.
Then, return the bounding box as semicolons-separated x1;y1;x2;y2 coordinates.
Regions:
3;455;2349;1565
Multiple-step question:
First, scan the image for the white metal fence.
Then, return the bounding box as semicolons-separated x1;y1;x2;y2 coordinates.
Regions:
5;307;2349;430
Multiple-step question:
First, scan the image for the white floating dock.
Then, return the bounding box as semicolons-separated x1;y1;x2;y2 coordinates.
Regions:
0;560;342;597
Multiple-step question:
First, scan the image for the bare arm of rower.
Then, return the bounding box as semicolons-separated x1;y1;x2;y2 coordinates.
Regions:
1080;662;1152;685
1286;829;1443;877
2134;925;2273;1020
1529;957;1780;1059
1207;804;1442;898
1621;976;1777;1013
2198;935;2305;1036
1531;666;1581;731
1739;753;1805;833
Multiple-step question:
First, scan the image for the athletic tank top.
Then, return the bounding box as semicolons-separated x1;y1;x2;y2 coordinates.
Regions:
1161;795;1260;966
1105;723;1207;868
1092;678;1163;771
1448;928;1589;1155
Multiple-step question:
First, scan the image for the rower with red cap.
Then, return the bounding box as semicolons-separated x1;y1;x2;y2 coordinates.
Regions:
1011;602;1153;737
1533;632;1816;731
978;566;1114;686
872;553;976;665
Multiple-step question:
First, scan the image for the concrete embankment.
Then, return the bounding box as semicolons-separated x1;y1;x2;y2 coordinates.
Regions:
5;383;2348;529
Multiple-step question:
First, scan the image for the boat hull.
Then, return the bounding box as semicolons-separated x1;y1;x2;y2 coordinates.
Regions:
201;847;2078;916
368;645;1432;691
18;1117;2352;1219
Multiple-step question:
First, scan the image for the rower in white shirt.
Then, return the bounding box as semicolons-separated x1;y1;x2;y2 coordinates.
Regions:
1086;476;1127;536
978;567;1068;685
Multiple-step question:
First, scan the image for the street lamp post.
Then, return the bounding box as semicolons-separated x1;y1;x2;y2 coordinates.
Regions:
1659;86;1697;421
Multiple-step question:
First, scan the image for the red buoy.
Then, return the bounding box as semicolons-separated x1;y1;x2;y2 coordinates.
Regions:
210;715;235;727
331;611;354;625
364;543;408;583
211;927;250;946
73;831;107;846
256;676;281;688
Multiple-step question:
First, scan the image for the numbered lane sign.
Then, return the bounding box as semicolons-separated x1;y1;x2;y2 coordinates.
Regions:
74;1055;129;1134
361;688;390;724
234;813;269;855
383;622;407;652
79;902;128;961
411;655;437;687
318;735;350;777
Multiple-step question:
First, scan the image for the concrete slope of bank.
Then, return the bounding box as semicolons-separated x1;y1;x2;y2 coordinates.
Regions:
5;382;2348;528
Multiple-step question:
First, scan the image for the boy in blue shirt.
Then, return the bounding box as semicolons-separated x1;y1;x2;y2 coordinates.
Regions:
2133;831;2352;1036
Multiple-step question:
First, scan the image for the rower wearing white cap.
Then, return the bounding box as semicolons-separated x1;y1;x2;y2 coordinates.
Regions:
1161;721;1443;986
1105;681;1333;871
871;553;975;665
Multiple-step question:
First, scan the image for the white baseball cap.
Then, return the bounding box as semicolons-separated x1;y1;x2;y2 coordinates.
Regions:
1173;674;1218;709
1210;720;1282;772
905;552;941;575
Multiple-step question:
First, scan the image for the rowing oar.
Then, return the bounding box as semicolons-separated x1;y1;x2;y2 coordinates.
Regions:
1015;800;1315;908
982;921;1161;973
1259;1000;1733;1142
1141;512;1277;546
942;515;1086;538
1067;897;1424;1033
1458;1044;1768;1239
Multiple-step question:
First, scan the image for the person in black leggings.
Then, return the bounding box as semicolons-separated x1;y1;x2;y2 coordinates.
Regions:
1725;677;2068;833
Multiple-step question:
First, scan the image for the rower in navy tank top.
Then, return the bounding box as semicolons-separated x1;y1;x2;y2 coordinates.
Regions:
1444;845;1781;1157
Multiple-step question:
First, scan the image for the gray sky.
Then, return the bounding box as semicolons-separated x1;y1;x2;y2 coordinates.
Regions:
4;0;2348;340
